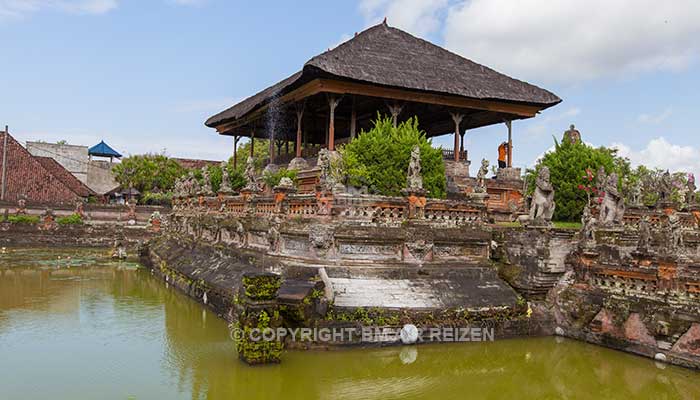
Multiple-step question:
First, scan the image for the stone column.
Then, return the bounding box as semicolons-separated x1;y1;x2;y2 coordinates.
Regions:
235;272;283;365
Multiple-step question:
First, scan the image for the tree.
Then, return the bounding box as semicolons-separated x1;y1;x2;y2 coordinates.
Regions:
235;139;272;171
525;138;630;221
112;154;185;194
342;115;446;198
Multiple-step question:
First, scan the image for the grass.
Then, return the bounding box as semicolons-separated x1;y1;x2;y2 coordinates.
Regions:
6;215;40;224
553;221;582;229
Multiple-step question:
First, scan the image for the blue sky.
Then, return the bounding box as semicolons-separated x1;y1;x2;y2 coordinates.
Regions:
2;0;699;175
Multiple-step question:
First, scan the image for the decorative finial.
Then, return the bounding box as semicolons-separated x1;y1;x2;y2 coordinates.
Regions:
383;17;387;25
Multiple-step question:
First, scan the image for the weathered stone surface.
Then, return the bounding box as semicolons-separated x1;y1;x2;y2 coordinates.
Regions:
672;323;700;357
624;313;656;346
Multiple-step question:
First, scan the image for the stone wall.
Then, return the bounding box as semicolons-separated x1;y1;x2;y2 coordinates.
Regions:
552;226;700;369
0;222;152;249
26;141;89;184
87;160;119;195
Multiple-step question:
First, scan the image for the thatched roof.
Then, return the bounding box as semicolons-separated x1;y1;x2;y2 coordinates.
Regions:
206;22;560;128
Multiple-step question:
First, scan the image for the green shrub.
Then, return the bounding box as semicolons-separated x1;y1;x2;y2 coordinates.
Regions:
342;115;446;198
525;137;630;221
56;214;83;225
262;168;297;189
7;215;40;224
140;192;172;206
112;153;185;193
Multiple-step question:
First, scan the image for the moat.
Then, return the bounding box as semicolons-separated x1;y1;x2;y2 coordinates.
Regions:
1;248;698;400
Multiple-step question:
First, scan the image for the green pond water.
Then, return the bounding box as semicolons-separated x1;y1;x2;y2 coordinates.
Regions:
1;248;699;400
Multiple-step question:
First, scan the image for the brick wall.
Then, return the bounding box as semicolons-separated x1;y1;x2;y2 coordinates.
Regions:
0;131;82;204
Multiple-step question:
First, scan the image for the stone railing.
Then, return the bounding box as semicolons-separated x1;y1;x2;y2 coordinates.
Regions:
172;188;487;227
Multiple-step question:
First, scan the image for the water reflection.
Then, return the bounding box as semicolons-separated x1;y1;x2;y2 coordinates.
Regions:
0;248;699;400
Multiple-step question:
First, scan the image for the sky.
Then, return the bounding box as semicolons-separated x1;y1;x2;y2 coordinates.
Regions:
2;0;700;176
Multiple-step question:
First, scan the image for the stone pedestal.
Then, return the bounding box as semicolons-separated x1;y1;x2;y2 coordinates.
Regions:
496;167;522;181
236;272;284;365
402;188;427;219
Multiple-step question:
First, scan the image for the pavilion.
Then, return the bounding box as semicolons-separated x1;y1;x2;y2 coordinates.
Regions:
89;140;122;162
206;21;560;172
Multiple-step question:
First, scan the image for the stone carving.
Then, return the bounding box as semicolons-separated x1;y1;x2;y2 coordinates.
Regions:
596;166;607;195
219;162;233;194
288;156;309;171
201;167;214;196
40;208;57;230
637;216;651;254
580;204;596;247
317;148;335;191
630;180;642;207
267;225;280;252
687;173;697;204
309;224;334;250
659;170;672;203
243;156;260;192
74;201;86;219
474;159;489;194
276;177;295;191
189;172;201;196
528;166;555;225
563;124;581;144
666;211;683;253
406;145;423;190
126;201;137;225
16;198;27;215
148;211;162;233
599;172;625;225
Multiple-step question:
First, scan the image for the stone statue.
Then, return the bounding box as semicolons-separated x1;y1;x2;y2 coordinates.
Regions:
637;216;651;254
243;156;259;191
687;173;697;204
317;148;336;191
74;201;86;219
581;203;596;246
406;145;423;190
659;170;672;203
219;162;233;194
474;159;489;194
563;124;581;144
16;198;27;215
596;166;607;195
201;167;214;196
666;211;683;253
528;166;555;225
630;180;642;207
599;172;625;225
188;171;201;196
276;177;295;190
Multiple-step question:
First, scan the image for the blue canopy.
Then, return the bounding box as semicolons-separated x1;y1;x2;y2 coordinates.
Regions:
89;141;122;158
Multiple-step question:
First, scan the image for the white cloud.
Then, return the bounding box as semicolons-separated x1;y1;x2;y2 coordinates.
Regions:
611;137;700;175
361;1;700;83
637;107;673;124
444;0;700;83
359;0;447;37
525;107;581;138
0;0;118;19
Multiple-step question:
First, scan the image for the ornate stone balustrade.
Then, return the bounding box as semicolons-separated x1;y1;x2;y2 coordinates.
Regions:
172;189;487;228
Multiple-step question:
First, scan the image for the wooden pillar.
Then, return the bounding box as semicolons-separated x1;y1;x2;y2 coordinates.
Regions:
450;113;464;162
505;120;513;168
350;96;357;140
1;125;7;201
233;135;240;168
328;95;341;151
459;131;465;155
295;102;305;158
